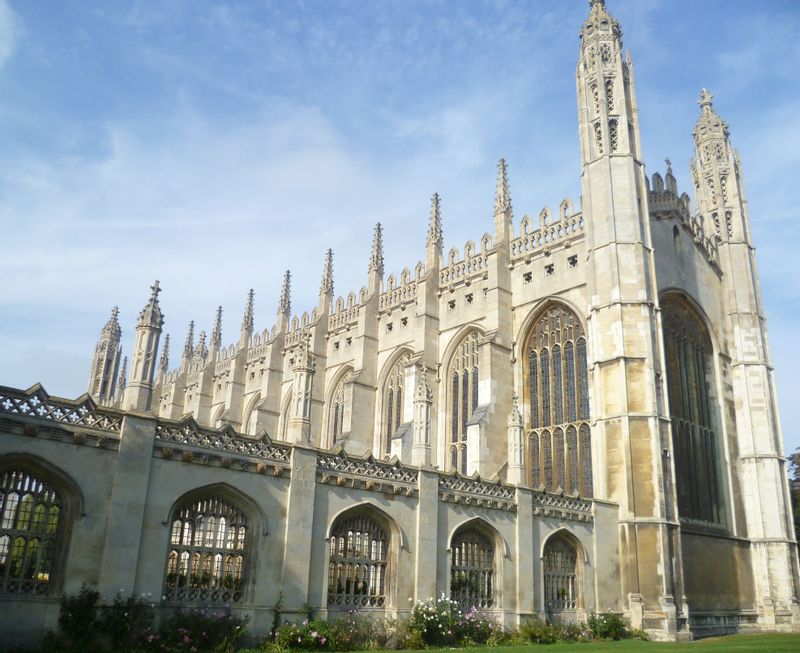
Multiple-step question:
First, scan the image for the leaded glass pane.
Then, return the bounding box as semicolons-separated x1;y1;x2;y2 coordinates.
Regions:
164;496;247;604
554;428;565;490
553;345;563;425
450;528;494;610
543;536;578;613
542;431;553;490
540;350;551;427
0;469;62;596
328;513;387;609
567;426;579;494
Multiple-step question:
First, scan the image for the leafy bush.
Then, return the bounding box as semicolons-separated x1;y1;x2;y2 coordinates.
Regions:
405;595;502;647
57;584;101;648
97;592;156;650
154;607;248;653
517;620;562;644
588;612;633;640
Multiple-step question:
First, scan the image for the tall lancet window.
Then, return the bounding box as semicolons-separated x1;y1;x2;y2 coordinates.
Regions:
662;295;723;524
525;306;592;496
329;373;349;447
382;353;410;454
448;332;480;473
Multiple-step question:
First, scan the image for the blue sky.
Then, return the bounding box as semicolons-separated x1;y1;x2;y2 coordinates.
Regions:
1;0;799;454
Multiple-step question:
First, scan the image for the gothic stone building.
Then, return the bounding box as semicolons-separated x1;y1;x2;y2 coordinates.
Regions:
1;0;798;644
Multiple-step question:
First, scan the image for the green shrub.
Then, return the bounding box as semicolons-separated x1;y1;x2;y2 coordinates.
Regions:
57;584;101;648
588;612;632;640
154;607;248;653
97;592;156;650
517;619;562;644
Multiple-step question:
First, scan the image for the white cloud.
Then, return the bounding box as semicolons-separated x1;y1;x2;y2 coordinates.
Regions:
0;0;18;68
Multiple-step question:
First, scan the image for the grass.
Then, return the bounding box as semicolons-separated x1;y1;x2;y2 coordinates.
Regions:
300;634;800;653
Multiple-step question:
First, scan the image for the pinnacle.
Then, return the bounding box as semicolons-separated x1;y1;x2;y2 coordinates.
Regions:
699;88;713;109
369;223;384;276
159;334;171;371
494;158;512;217
427;193;443;251
242;289;254;333
183;320;195;359
320;249;334;296
278;270;291;317
211;306;223;347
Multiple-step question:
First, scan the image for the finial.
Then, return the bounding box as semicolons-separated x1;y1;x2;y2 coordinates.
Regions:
242;289;254;333
211;306;223;348
589;0;605;7
111;306;119;322
494;158;512;216
183;320;195;359
665;157;672;174
698;88;713;109
150;280;161;301
320;249;334;295
278;271;291;316
427;193;443;251
159;334;170;372
508;393;523;427
369;223;384;276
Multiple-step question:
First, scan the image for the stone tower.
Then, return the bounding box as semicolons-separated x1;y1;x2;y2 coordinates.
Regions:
123;281;164;411
691;90;800;625
87;306;123;404
577;0;679;633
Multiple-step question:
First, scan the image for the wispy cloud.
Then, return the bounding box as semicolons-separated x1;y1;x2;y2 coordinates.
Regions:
0;0;19;68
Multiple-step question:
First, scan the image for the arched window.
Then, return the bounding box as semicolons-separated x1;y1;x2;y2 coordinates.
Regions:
448;332;480;473
450;526;494;609
243;394;260;435
328;371;350;447
279;390;292;441
383;353;410;454
0;469;62;595
164;494;249;604
662;296;722;524
525;306;592;495
543;534;580;617
328;512;388;609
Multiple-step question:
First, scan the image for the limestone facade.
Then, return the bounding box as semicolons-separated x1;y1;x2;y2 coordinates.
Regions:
2;0;798;644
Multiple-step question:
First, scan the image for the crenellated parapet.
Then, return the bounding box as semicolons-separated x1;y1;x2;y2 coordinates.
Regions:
439;237;491;287
510;201;584;262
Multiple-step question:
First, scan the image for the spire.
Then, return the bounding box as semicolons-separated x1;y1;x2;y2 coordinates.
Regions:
426;193;443;255
241;289;254;333
211;306;223;349
101;306;122;340
182;320;195;360
117;356;128;395
137;280;164;328
320;249;334;296
494;159;511;216
278;271;291;317
159;334;170;373
494;158;513;243
698;87;713;110
368;223;384;276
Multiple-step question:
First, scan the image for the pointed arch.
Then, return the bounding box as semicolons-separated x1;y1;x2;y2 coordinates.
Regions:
377;348;413;455
324;365;353;449
447;517;506;610
278;388;293;441
162;483;263;605
660;291;724;525
0;454;82;596
241;393;262;436
442;326;484;474
540;529;586;619
519;300;592;494
325;502;401;610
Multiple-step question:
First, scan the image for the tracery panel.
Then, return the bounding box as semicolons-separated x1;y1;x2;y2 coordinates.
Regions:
383;354;410;454
450;526;494;609
543;535;579;615
524;306;592;493
328;512;388;608
164;495;248;604
0;469;62;595
662;295;722;524
447;332;480;473
329;371;350;447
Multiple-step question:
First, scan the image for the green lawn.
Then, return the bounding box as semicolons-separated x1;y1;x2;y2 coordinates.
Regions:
354;634;800;653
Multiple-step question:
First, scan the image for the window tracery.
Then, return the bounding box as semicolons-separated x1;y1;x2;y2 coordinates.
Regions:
662;295;722;524
609;119;619;152
448;333;480;473
450;526;494;609
328;512;387;608
524;306;592;495
543;535;579;614
604;78;614;112
164;495;248;604
594;122;603;154
0;469;61;595
383;354;410;454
